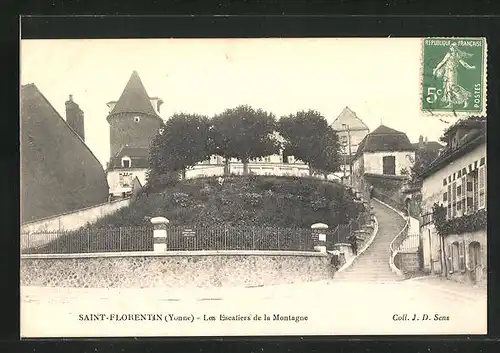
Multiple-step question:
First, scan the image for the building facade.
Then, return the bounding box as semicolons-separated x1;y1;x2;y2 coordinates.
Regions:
351;125;415;201
330;107;370;182
106;71;163;198
21;84;109;222
419;118;486;286
185;154;310;179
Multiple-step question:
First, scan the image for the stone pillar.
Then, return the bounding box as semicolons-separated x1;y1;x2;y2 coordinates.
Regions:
150;217;169;252
311;223;328;253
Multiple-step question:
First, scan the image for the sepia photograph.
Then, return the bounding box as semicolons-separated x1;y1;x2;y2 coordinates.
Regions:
20;37;487;337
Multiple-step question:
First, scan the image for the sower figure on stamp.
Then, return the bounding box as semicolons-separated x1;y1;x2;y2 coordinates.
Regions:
432;42;476;109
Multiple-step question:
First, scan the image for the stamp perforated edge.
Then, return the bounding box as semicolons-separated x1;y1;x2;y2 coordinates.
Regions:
419;37;488;119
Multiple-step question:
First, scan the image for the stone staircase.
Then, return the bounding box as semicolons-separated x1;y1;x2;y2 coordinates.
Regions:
334;199;407;283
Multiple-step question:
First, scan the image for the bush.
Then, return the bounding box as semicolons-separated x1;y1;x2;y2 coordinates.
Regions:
432;203;487;236
90;175;362;229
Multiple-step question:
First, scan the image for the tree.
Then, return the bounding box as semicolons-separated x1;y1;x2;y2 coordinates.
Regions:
410;148;439;182
211;105;280;176
148;113;212;182
278;110;341;178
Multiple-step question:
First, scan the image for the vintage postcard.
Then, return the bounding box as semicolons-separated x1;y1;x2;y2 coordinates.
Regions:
20;37;487;337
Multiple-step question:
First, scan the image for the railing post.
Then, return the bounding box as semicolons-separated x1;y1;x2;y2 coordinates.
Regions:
311;223;328;253
150;217;169;252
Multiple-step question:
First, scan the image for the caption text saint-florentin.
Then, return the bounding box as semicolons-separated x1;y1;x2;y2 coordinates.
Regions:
79;313;309;323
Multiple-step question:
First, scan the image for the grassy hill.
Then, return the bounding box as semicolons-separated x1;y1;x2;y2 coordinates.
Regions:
95;175;363;229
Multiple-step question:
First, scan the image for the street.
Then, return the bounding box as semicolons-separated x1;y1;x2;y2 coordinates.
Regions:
21;277;486;337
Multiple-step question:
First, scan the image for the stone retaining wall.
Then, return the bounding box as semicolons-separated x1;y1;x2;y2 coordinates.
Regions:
20;251;330;288
397;251;420;274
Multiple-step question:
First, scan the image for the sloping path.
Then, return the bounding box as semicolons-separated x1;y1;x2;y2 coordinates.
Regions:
334;198;407;283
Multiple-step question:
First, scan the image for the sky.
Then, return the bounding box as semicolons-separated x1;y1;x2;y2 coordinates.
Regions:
21;38;451;168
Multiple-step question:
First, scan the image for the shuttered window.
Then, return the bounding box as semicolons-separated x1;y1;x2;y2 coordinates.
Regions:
478;165;486;210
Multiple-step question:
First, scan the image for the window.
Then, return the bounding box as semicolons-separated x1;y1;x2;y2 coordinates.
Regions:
459;241;466;271
447;184;452;219
119;172;133;188
134;116;141;123
443;192;448;202
382;156;396;175
421;212;433;227
451;181;457;218
473;170;479;211
460;176;467;216
478;165;486;209
121;157;131;168
451;242;459;272
341;136;348;145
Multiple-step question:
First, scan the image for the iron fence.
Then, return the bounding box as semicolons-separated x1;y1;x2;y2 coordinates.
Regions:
398;233;420;252
21;226;154;254
21;224;318;254
326;211;371;249
166;225;314;251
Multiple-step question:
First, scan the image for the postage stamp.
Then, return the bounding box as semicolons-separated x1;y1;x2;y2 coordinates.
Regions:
421;37;487;116
20;36;487;338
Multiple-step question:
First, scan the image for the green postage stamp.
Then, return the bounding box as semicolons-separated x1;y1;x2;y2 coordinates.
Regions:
421;37;487;116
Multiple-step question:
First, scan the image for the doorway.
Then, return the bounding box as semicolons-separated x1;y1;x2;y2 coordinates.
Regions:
469;241;482;283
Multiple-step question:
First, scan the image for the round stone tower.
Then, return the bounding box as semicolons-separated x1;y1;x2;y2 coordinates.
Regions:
106;71;163;159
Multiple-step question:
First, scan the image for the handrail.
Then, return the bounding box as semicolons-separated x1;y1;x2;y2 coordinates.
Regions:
388;206;410;277
389;216;410;254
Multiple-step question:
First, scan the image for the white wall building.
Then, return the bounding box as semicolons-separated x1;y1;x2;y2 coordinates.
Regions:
419;118;486;285
330;107;370;183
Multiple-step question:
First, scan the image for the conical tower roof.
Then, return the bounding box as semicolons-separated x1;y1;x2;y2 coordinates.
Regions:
108;71;159;118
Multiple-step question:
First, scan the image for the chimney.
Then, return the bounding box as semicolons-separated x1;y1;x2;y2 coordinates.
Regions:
65;95;85;142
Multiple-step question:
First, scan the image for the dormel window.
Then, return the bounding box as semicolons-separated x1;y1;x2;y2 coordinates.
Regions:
121;156;131;168
134;116;141;123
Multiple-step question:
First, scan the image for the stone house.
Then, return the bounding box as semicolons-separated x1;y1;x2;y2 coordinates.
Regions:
21;84;109;222
330;107;370;182
418;117;486;286
351;124;415;207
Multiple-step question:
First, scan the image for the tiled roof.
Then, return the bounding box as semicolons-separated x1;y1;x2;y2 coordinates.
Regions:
419;128;486;179
331;106;369;131
108;71;159;118
115;146;150;159
411;141;443;152
108;146;150;169
21;83;109;221
355;124;414;157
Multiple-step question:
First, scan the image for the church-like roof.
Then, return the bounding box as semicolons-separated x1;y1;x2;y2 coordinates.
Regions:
331;106;370;131
108;71;160;118
355;124;415;157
